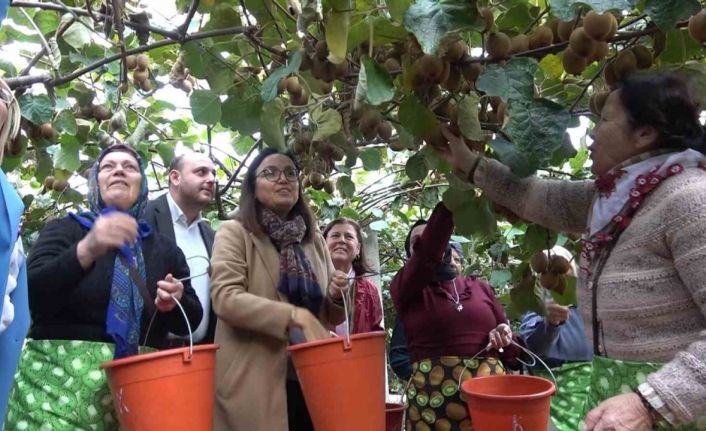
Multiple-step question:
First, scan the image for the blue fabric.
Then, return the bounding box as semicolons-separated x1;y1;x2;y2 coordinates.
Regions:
519;306;593;369
0;169;30;426
70;147;152;359
0;0;9;27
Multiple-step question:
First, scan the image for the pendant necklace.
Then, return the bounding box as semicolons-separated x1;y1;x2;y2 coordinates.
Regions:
451;279;463;312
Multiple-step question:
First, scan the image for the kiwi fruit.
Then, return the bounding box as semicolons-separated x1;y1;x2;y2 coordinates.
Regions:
540;272;560;290
583;11;617;41
323;180;335;194
389;139;405;151
43;176;55;190
446;40;467;62
461;63;483;82
530;251;549;273
549;255;571;274
119;82;130;94
285;76;302;95
557;20;575;42
443;66;462;91
52;180;69;192
480;7;494;33
139;79;152;92
486;32;511;59
562;47;587;75
320;81;333;94
631;45;653;69
135;54;150;70
309;172;325;189
529;26;554;50
689;9;706;43
314;40;328;60
591;41;610;62
39;123;55;139
612;49;637;81
438;60;451;85
509;34;530;54
182;79;193;93
301;175;311;188
377;121;393;140
125;55;137;70
7;138;21;156
589;91;610;116
384;57;400;72
277;77;287;94
495;101;507;124
359;111;380;140
334;60;349;77
330;146;345;161
92;105;112;121
290;88;309;106
300;52;312;71
423;128;448;150
569;28;596;58
133;68;149;83
546;17;561;43
417;55;445;82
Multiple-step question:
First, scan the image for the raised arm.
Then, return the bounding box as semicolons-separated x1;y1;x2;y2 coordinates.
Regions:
390;202;454;312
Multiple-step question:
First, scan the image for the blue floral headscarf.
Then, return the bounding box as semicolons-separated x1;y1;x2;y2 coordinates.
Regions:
70;144;152;359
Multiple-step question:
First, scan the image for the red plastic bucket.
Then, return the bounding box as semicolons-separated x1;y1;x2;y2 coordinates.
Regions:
288;332;386;431
385;402;405;431
101;344;218;431
461;374;555;431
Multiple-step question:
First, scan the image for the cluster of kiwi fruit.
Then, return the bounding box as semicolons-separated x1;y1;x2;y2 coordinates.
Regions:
560;11;617;75
287;126;339;193
278;75;309;106
125;53;152;92
300;40;348;90
170;54;197;94
42;175;69;192
485;8;554;60
530;250;572;294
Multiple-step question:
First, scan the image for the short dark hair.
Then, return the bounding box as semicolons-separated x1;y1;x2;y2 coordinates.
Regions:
404;219;428;257
323;218;374;275
617;71;706;153
169;155;185;172
238;148;317;242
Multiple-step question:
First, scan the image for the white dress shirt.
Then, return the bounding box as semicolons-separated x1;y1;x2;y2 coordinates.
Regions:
166;193;210;342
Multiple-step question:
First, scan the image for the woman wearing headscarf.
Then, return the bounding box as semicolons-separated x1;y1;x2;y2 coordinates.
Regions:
391;203;525;431
438;71;706;429
0;76;30;425
323;218;383;335
210;148;347;431
4;144;202;430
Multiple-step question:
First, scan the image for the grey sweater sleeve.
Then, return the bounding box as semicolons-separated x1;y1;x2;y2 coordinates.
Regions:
473;157;595;234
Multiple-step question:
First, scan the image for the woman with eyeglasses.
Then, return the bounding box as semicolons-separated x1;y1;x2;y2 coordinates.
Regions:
210;148;347;431
3;144;202;430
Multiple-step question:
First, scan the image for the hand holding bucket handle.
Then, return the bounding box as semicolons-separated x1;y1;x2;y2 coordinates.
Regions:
486;323;513;352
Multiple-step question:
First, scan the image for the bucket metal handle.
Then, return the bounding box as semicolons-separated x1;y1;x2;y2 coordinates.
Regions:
142;293;194;361
341;282;352;350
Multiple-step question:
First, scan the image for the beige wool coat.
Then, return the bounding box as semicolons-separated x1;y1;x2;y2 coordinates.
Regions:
210;219;344;431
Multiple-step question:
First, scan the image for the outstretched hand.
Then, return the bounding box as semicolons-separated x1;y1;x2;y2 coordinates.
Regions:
437;125;481;181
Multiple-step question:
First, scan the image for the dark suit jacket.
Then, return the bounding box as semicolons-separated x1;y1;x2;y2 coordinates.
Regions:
143;193;216;343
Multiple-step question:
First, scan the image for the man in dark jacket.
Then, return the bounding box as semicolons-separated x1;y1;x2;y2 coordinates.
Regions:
144;152;216;345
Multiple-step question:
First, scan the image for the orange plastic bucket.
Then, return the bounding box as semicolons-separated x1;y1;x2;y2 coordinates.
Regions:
385;402;405;431
461;374;555;431
288;331;386;431
101;344;218;431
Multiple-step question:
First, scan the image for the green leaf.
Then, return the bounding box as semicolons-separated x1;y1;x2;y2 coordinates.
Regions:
387;0;411;23
53;110;77;135
206;61;234;95
203;3;241;30
550;275;578;306
312;107;343;142
360;148;383;170
660;29;704;64
644;0;700;32
190;90;222;125
663;61;706;107
369;220;389;231
260;99;287;151
35;11;60;35
233;135;256;155
457;94;482;141
355;56;395;107
507;276;546;319
476;57;538;102
539;54;564;80
339;207;361;220
19;94;54;125
490;136;538;177
453;195;497;238
490;270;513;289
405;152;428;180
337;175;356;198
398;95;437;138
348;15;408;49
523;224;558;254
496;4;532;33
54;135;81;172
182;42;209;79
156;143;175;167
62;17;93;50
221;94;262;136
325;0;352;64
261;50;302;102
548;0;633;21
403;0;482;54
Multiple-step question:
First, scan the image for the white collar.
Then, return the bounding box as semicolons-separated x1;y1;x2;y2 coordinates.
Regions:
166;191;202;227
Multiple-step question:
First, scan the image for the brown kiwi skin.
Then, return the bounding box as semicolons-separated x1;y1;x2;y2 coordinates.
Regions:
509;34;530;54
562;47;588;75
486;32;511;59
689;9;706;43
583;11;616;41
569;28;596;58
529;26;554;50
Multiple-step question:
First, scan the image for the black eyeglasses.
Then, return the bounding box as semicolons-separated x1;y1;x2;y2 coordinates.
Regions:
256;167;299;183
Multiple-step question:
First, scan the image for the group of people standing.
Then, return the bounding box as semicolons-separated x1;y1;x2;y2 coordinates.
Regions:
1;70;706;431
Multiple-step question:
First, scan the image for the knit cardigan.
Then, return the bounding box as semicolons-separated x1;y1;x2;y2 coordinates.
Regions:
472;156;706;425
